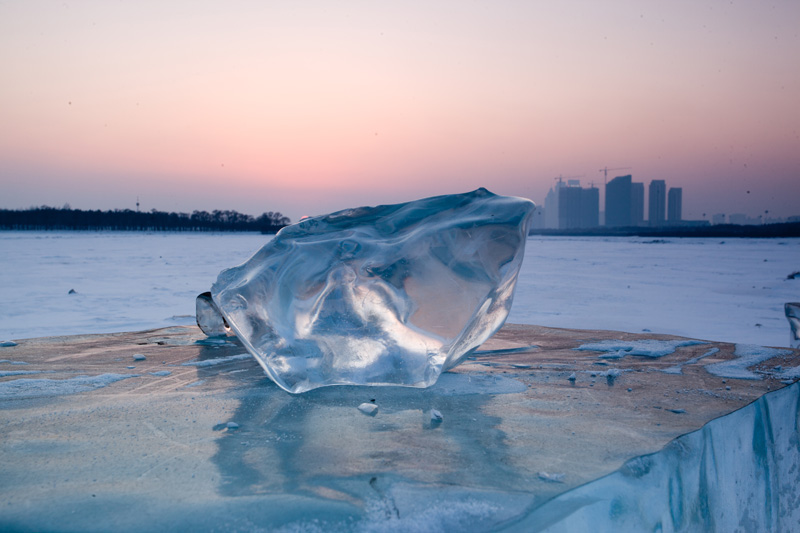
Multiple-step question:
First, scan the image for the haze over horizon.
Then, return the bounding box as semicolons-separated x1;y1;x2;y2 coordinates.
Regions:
2;1;798;223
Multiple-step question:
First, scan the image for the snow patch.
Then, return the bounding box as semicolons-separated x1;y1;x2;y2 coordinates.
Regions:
575;339;705;358
0;373;136;399
705;344;793;380
778;366;800;380
149;370;172;377
0;360;29;365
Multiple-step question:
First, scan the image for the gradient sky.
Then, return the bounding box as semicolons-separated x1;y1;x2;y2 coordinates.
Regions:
2;0;799;222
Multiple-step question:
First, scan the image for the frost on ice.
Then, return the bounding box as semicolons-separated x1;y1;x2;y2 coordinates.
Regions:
202;188;535;393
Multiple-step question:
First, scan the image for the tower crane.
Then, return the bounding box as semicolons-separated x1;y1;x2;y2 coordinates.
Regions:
598;166;632;184
553;174;585;185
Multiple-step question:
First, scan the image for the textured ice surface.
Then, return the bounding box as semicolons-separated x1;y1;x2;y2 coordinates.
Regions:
209;189;535;393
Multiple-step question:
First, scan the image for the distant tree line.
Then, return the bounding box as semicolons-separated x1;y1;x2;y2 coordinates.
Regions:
0;206;291;233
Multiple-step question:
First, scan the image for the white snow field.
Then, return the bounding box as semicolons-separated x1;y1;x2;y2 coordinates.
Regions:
0;231;798;347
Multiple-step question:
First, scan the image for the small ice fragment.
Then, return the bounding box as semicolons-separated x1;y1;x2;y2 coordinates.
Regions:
358;403;379;416
669;408;686;414
538;472;565;483
726;386;731;390
785;303;800;348
68;288;77;294
133;354;146;361
567;373;577;382
150;370;172;377
226;422;239;430
604;368;622;386
196;291;230;337
0;341;17;347
627;388;633;392
126;366;135;369
430;409;443;423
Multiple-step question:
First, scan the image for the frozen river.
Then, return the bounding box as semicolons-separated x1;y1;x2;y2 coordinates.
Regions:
1;231;798;347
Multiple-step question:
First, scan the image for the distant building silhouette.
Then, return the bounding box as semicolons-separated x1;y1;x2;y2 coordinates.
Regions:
648;180;666;226
558;182;599;229
605;174;632;227
668;187;682;223
544;180;565;229
631;182;645;226
712;213;726;225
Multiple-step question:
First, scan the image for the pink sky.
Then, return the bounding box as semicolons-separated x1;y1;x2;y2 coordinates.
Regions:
2;1;798;222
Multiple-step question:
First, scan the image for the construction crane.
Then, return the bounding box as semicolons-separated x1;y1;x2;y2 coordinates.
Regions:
598;166;632;184
553;174;585;185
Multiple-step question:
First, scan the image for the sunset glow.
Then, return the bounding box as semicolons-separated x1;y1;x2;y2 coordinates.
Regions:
2;1;799;221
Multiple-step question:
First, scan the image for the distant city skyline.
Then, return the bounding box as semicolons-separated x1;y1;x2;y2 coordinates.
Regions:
2;2;798;223
537;174;793;230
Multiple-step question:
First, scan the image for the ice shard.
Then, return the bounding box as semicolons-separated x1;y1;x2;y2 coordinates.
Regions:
786;302;800;349
207;188;535;393
196;291;230;337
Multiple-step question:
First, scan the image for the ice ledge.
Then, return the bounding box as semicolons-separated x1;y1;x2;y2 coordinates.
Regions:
0;324;797;531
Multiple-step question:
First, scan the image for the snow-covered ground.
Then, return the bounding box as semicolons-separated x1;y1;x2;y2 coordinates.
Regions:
0;231;798;347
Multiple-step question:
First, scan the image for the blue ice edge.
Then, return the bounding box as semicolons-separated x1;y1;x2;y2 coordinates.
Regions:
502;379;800;532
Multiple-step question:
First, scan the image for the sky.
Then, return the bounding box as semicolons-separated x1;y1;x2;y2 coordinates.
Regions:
1;0;799;223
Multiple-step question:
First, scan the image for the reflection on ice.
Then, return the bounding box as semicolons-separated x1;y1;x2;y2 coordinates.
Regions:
207;189;535;393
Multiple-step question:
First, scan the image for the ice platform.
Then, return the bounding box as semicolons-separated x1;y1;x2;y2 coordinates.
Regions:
1;324;799;532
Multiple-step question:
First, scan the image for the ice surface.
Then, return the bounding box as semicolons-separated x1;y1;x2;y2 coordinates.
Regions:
2;232;799;347
786;302;800;348
209;189;535;393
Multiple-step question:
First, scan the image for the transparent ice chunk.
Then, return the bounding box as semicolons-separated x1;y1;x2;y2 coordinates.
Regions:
786;302;800;349
208;188;535;393
195;291;230;337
